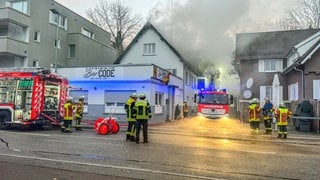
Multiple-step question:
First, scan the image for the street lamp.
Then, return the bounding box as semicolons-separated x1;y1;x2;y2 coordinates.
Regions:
50;9;60;73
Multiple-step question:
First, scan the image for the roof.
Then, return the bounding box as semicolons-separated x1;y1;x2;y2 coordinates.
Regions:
235;28;320;60
283;30;320;74
113;22;201;76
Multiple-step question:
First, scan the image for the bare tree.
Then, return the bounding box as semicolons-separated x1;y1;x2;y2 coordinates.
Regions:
86;0;143;54
278;0;320;30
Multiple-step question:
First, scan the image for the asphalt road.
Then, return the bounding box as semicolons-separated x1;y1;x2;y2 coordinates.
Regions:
1;117;320;180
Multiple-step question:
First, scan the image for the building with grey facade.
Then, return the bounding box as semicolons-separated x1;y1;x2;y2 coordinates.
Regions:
0;0;117;69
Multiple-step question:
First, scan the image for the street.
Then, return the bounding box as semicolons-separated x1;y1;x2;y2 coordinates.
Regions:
1;117;320;180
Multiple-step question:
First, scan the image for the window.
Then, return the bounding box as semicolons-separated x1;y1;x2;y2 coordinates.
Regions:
104;91;132;114
288;83;299;101
7;22;27;42
143;43;156;55
313;80;320;100
11;0;28;14
259;59;283;72
54;38;60;49
260;85;283;106
155;92;164;106
32;59;39;67
81;28;94;39
49;10;67;29
33;31;40;42
69;44;76;58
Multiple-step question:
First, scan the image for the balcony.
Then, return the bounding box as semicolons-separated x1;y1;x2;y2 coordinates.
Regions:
0;7;30;26
0;37;28;56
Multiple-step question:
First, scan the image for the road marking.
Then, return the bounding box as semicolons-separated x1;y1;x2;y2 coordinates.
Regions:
0;153;225;180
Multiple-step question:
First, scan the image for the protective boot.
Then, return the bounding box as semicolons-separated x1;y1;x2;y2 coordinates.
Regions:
75;127;82;131
277;134;282;138
130;136;135;142
143;138;149;143
126;134;130;141
283;134;287;139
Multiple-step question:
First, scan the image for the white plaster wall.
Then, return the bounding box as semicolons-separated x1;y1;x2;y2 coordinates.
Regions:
120;30;184;78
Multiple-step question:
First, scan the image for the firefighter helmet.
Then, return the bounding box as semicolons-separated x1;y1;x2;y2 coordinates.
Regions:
79;96;85;101
66;96;73;102
131;92;137;98
279;102;285;108
139;93;146;99
250;98;258;104
264;97;270;101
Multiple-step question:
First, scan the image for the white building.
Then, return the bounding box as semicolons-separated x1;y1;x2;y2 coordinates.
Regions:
58;22;201;122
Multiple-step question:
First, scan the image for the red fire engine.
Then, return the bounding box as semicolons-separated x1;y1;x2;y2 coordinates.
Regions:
195;89;233;118
0;68;69;129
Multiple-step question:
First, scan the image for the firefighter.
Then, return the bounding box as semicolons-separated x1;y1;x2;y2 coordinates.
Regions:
248;98;261;135
125;93;137;141
61;96;75;133
134;93;152;144
274;102;292;139
262;97;274;135
183;101;189;119
75;96;85;131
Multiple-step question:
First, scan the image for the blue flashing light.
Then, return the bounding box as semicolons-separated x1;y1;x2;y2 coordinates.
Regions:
197;79;205;90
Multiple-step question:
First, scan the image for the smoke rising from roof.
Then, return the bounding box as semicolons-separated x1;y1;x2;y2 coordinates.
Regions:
147;0;296;95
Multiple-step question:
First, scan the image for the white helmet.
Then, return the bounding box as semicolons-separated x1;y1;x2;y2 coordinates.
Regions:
79;96;85;101
250;98;258;104
279;102;285;108
67;96;73;101
264;97;270;101
139;93;146;99
131;92;137;98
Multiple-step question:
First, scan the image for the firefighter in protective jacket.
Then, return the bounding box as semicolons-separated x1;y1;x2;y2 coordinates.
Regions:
262;97;274;135
75;96;85;131
134;93;152;144
125;93;137;141
61;97;75;133
274;102;292;139
248;98;261;135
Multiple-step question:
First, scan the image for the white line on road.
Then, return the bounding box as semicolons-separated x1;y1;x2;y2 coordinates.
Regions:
0;153;225;180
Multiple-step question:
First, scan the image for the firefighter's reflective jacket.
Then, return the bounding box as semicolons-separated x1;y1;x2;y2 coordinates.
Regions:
248;103;261;122
134;100;152;120
64;102;74;120
125;98;136;122
75;101;84;118
274;108;292;126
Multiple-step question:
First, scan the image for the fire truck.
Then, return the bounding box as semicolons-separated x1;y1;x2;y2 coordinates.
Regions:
0;68;69;129
195;89;233;118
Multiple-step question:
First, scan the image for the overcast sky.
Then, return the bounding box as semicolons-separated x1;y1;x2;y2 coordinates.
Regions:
55;0;299;94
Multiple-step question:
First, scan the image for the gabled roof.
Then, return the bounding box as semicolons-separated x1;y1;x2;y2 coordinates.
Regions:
283;30;320;74
236;28;319;60
113;22;201;75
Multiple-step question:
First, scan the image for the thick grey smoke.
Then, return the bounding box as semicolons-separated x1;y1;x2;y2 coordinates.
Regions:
147;0;296;95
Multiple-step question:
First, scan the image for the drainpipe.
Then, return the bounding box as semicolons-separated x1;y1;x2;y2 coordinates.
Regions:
293;67;304;100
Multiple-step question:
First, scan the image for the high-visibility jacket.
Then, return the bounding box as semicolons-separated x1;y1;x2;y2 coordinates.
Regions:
183;103;189;113
75;101;84;118
64;102;74;120
134;99;152;120
125;98;136;122
248;103;261;122
274;108;292;126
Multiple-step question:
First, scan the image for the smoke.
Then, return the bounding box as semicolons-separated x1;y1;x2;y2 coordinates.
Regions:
147;0;297;95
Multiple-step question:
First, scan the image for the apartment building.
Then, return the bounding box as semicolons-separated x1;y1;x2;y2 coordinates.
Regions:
0;0;117;69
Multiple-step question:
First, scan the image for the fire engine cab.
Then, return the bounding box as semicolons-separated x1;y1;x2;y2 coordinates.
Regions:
0;68;69;129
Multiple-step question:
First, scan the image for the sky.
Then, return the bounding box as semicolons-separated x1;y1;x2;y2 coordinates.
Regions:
55;0;299;95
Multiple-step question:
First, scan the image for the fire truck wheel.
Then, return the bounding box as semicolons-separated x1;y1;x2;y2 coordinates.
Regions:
0;111;11;129
111;122;120;134
98;123;109;135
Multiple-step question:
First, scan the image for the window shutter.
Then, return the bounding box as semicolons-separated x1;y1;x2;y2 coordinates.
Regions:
313;80;320;99
259;60;264;72
260;86;266;107
279;86;283;102
277;59;283;72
